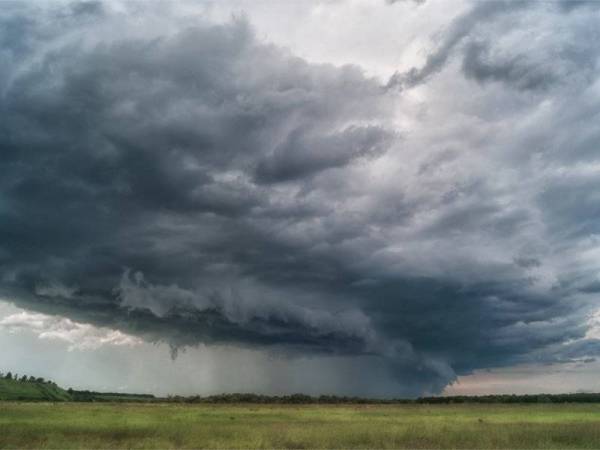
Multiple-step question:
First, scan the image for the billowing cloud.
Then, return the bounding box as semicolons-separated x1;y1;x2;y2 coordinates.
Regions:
0;311;142;351
1;0;600;396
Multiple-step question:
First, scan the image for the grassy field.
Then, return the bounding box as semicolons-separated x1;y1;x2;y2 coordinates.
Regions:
1;402;600;449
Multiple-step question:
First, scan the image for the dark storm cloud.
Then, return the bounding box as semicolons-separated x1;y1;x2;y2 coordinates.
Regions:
1;0;600;396
254;126;395;183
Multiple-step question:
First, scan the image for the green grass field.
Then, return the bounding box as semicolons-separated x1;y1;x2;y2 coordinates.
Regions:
1;403;600;449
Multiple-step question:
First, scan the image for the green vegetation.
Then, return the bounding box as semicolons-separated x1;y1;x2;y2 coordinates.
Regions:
169;392;600;404
68;390;155;403
4;372;600;405
0;373;155;403
1;403;600;449
2;373;600;448
0;378;71;402
6;377;600;404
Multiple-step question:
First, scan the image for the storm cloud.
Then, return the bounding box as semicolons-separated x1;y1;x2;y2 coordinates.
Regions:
1;0;600;396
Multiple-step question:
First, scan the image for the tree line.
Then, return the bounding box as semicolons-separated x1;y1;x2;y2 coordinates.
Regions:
0;371;57;386
4;370;600;403
165;392;600;404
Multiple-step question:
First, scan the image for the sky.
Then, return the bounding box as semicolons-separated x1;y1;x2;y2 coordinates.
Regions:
1;0;600;398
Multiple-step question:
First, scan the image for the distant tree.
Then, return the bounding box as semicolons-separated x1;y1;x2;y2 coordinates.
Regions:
36;377;45;383
20;375;27;382
28;375;36;382
5;372;12;380
537;395;551;403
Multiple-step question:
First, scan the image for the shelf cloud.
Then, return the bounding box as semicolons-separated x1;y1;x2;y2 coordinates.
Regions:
1;0;600;396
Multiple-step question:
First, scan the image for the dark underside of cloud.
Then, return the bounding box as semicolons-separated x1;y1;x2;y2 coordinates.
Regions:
1;0;600;396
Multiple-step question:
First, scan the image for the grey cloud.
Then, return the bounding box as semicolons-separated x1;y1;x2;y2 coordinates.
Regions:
513;257;541;269
386;0;426;4
0;6;441;395
387;0;598;92
386;0;530;90
116;270;379;353
461;41;557;91
556;0;600;13
1;1;600;396
70;1;104;17
255;126;394;183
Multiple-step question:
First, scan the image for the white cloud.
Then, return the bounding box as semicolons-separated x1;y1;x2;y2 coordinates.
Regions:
586;309;600;340
445;360;600;396
0;311;142;351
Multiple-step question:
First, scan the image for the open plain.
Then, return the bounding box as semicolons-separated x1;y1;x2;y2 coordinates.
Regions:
2;402;600;449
